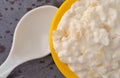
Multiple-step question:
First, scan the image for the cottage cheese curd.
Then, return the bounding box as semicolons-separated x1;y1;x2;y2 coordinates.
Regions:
53;0;120;78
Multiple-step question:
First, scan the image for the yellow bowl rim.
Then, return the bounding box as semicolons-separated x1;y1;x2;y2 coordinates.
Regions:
49;0;78;78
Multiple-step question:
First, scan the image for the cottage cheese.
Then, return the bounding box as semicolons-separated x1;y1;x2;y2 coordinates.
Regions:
53;0;120;78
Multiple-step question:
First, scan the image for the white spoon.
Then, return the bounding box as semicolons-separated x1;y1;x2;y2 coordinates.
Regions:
0;5;57;78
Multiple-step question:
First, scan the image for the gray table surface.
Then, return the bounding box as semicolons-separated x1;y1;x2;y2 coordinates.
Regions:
0;0;65;78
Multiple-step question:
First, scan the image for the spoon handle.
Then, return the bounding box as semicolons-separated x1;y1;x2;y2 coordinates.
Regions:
0;57;21;78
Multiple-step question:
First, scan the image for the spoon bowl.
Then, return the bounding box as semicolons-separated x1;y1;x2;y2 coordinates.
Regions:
0;5;57;78
12;6;55;60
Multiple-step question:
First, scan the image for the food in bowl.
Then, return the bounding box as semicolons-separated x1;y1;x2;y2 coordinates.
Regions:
52;0;120;78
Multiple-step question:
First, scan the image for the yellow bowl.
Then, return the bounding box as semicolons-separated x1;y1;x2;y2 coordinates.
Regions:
49;0;78;78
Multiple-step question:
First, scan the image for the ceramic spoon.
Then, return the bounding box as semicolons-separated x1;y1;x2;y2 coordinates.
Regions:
0;5;57;78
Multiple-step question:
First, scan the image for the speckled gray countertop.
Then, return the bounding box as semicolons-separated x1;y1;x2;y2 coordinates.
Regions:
0;0;64;78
